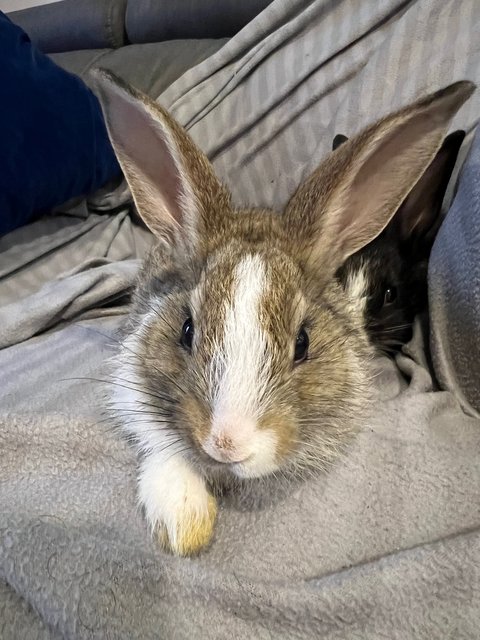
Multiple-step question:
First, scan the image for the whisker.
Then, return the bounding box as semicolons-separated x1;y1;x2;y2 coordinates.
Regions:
63;376;177;409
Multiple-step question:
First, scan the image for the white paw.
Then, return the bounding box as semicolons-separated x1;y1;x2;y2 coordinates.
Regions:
138;453;217;556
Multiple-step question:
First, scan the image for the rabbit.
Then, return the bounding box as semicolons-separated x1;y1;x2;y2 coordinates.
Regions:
334;131;465;354
92;69;474;557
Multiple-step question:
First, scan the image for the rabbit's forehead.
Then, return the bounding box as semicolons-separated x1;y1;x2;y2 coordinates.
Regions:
192;249;306;339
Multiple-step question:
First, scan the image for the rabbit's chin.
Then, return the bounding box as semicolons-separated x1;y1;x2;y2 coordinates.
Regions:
227;458;280;480
197;443;283;481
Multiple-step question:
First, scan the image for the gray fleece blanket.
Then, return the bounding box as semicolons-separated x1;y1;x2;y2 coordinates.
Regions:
1;0;480;638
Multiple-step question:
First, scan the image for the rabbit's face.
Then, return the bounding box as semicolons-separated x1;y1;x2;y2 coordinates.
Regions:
338;232;419;354
123;214;368;480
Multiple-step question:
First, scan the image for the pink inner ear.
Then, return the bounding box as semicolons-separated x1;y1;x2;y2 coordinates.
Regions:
337;121;439;258
110;92;185;230
395;132;464;242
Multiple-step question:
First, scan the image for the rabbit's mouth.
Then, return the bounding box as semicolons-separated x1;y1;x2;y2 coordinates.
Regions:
194;427;281;480
191;449;280;481
227;455;280;480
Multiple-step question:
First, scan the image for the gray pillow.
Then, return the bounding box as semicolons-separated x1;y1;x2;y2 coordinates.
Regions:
429;127;480;416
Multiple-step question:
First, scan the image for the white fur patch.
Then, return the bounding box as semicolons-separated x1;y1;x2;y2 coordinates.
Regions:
230;429;279;479
344;262;369;315
109;309;177;455
138;451;210;548
198;253;279;476
212;254;270;417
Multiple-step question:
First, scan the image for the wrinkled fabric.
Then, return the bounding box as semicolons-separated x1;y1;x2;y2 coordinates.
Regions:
1;0;480;637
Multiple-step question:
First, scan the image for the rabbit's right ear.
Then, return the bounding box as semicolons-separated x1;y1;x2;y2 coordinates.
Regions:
332;134;348;151
392;129;465;249
284;81;475;280
91;69;231;254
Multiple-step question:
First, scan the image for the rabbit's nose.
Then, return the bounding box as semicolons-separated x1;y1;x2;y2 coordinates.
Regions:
202;430;252;464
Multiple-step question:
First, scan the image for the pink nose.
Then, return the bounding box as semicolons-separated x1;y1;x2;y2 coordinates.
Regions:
202;433;251;464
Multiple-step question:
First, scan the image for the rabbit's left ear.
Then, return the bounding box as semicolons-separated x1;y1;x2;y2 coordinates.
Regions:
91;69;231;255
284;81;475;279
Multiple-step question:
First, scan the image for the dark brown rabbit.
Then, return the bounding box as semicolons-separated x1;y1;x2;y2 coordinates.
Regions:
335;131;465;353
92;69;474;556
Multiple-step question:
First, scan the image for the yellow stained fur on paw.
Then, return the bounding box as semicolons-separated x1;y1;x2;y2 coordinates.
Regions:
156;494;218;557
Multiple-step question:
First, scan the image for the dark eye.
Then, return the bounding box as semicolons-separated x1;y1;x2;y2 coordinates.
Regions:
294;328;309;364
383;286;397;306
180;317;194;350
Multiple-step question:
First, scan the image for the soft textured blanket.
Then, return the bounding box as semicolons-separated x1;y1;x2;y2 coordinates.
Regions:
1;0;480;638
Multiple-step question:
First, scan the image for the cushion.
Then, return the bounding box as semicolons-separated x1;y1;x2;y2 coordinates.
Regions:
429;128;480;416
125;0;273;43
50;39;229;100
8;0;127;54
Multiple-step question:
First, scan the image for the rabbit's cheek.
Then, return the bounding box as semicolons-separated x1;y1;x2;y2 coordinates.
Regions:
228;428;279;479
259;409;298;464
180;393;211;446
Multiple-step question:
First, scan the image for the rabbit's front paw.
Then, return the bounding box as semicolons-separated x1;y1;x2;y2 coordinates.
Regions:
156;492;217;557
139;453;217;556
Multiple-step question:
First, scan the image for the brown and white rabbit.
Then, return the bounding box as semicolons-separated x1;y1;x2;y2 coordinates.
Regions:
92;70;474;556
334;131;465;354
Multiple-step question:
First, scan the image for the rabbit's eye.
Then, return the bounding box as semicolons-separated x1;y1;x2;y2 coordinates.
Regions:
383;286;397;306
294;328;309;364
180;317;194;350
